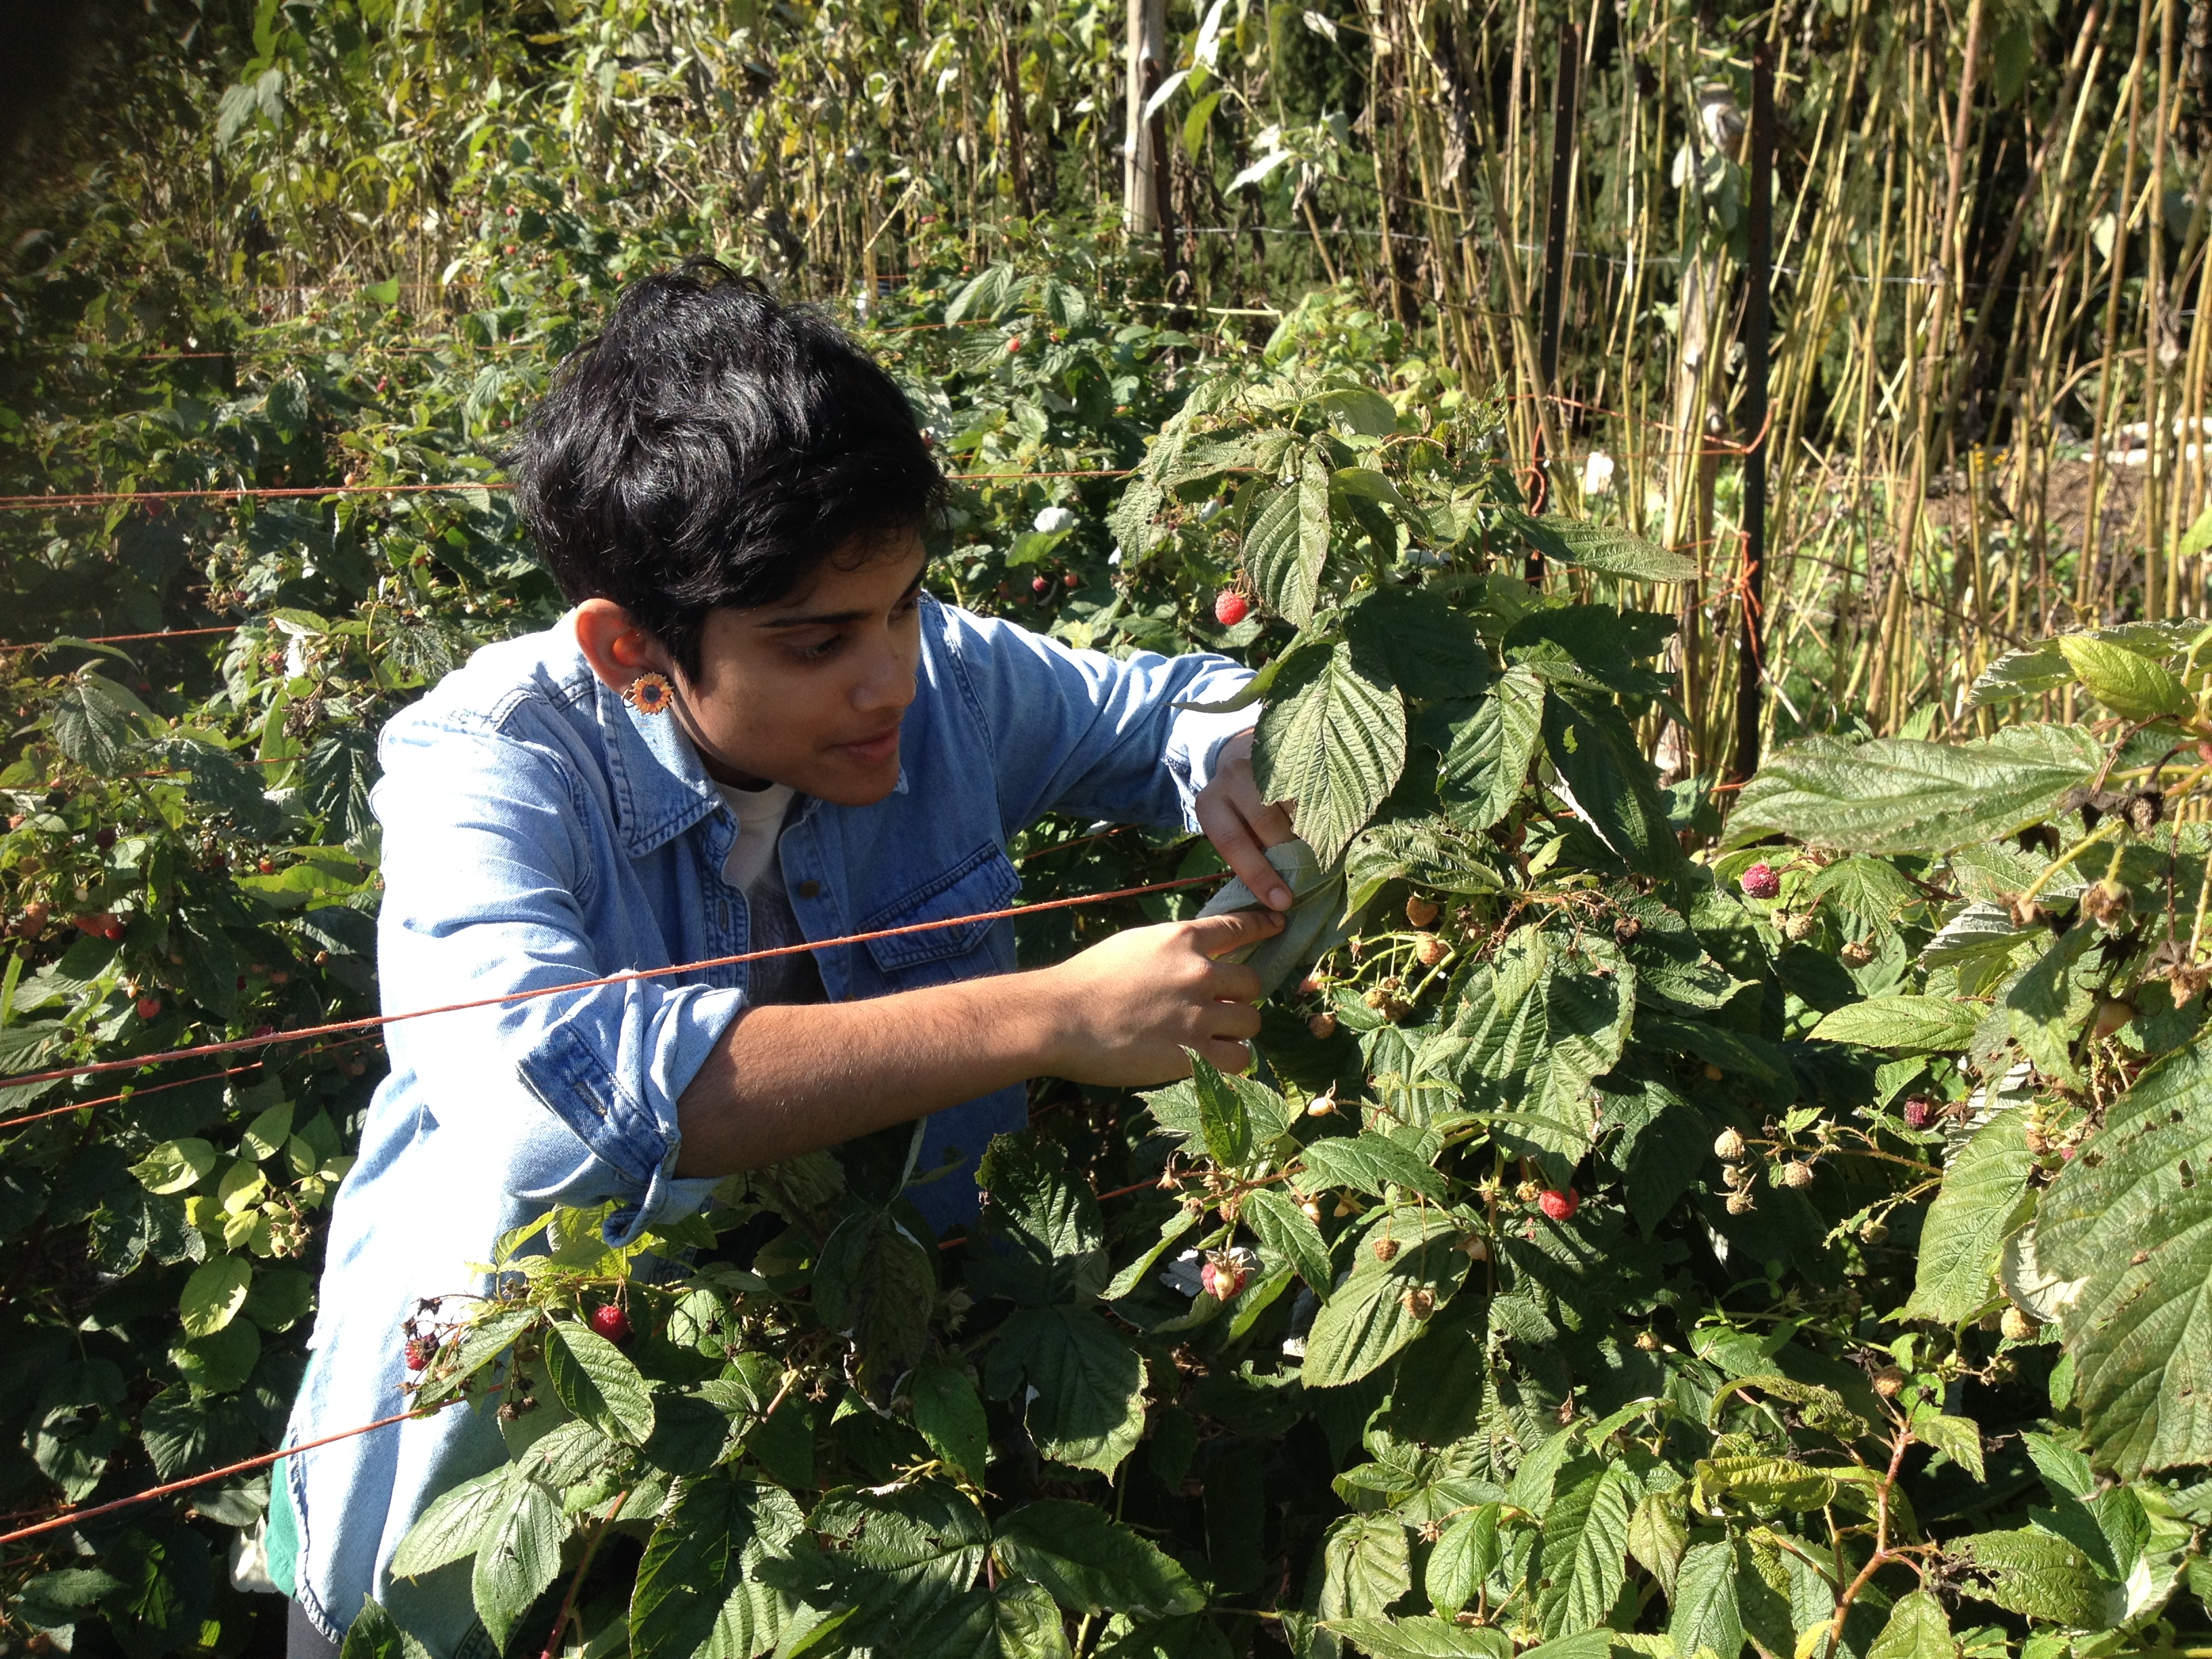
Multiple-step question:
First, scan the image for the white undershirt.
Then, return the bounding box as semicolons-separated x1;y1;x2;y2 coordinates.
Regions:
717;781;797;893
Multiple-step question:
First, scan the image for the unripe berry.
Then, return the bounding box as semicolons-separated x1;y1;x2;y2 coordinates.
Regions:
1401;1287;1435;1319
1032;575;1050;594
2091;998;2136;1041
1213;588;1251;627
1405;895;1440;928
1306;1094;1336;1117
1778;1159;1815;1189
258;858;275;875
1634;1330;1662;1351
1871;1365;1908;1398
136;996;161;1021
2000;1307;2036;1341
1372;1236;1400;1262
1307;1010;1338;1039
404;1338;434;1372
1538;1188;1579;1221
1200;1256;1246;1300
1062;571;1079;588
1713;1127;1747;1162
1703;1063;1725;1082
1902;1097;1933;1130
1300;1199;1324;1223
1725;1189;1756;1214
1514;1180;1542;1203
589;1305;632;1343
1414;935;1450;968
1006;336;1022;354
1740;862;1780;901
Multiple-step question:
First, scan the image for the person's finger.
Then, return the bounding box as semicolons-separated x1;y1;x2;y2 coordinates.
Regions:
1204;959;1265;1006
1214;756;1300;850
1197;790;1292;909
1207;1000;1263;1041
1200;1036;1255;1073
1182;907;1284;955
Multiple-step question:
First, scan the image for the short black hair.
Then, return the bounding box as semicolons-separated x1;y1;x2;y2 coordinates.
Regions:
512;260;943;678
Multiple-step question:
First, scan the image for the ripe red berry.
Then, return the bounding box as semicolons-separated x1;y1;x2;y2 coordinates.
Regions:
136;996;161;1021
1200;1259;1246;1300
1740;862;1781;901
1031;575;1050;594
257;859;275;875
1538;1188;1580;1221
1006;336;1022;354
1214;589;1251;626
404;1338;434;1372
590;1305;632;1343
1902;1098;1933;1130
1062;571;1079;588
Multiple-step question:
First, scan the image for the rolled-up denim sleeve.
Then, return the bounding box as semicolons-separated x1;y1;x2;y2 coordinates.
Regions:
933;600;1256;834
373;711;735;1246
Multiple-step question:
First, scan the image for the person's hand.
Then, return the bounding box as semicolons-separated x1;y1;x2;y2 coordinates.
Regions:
1036;909;1283;1085
1195;728;1299;909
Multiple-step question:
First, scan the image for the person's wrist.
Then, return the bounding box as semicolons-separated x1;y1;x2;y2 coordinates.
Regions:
983;964;1080;1080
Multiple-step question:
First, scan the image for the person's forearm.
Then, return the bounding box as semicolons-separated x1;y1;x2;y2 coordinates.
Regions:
672;972;1064;1176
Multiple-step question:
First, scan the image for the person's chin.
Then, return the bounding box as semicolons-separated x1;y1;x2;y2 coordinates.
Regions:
814;735;903;804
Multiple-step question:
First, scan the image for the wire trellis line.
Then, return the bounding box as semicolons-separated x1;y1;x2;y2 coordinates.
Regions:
0;869;1224;1094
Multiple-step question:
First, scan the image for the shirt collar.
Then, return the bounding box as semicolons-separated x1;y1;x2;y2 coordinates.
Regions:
597;676;726;859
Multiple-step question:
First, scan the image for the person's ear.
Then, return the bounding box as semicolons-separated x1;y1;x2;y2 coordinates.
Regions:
573;598;674;694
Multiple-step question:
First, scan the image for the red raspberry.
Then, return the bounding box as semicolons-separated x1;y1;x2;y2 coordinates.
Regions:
1006;336;1022;354
1061;571;1079;588
1902;1098;1933;1130
1538;1188;1579;1221
1740;862;1781;901
136;996;161;1021
590;1305;632;1343
1214;589;1251;626
1200;1259;1246;1300
1031;575;1050;594
403;1338;434;1372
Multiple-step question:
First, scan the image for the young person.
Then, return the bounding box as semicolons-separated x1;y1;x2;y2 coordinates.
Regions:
270;262;1296;1656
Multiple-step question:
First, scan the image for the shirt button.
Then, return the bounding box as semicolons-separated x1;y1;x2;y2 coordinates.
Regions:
796;880;821;899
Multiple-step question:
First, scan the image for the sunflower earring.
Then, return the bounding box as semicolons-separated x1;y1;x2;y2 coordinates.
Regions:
623;672;675;716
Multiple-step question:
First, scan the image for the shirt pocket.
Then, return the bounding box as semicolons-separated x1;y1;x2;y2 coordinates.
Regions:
861;841;1021;979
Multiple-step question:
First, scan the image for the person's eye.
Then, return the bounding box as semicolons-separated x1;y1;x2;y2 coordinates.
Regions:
786;634;844;662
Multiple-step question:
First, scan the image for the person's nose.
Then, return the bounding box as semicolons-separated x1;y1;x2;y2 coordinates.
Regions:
852;628;918;716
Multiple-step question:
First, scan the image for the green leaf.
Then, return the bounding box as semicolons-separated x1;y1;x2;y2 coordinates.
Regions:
1296;1133;1447;1204
984;1305;1147;1476
1809;996;1985;1053
976;1134;1111;1305
1300;1214;1471;1389
1240;1185;1334;1298
1319;1513;1412;1620
1540;519;1698;583
1625;1489;1687;1601
909;1364;991;1486
1343;589;1489;700
633;1479;802;1659
337;1598;406;1659
50;672;157;775
994;1499;1205;1616
1538;1465;1636;1637
1694;1456;1844;1512
1905;1107;2034;1325
1425;1504;1501;1616
1254;641;1408;867
1103;1209;1202;1303
1434;668;1545;831
472;1474;567;1650
1328;1618;1511;1659
1667;1540;1744;1659
1189;1051;1253;1169
1245;454;1330;627
392;1468;514;1578
813;1209;935;1402
1954;1529;2112;1627
178;1256;253;1338
904;1580;1071;1659
2056;634;2190;721
813;1481;991;1633
1866;1590;1954;1659
2037;1036;2212;1475
1910;1407;1986;1482
1727;726;2105;856
1542;684;1682;880
133;1138;217;1195
546;1322;657;1444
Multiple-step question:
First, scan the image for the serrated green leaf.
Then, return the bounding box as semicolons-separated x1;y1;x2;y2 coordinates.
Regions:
2056;634;2190;721
813;1209;935;1403
178;1256;253;1338
633;1479;802;1659
1318;1512;1412;1620
472;1474;567;1649
994;1499;1204;1616
984;1305;1146;1476
1542;684;1683;880
1328;1617;1511;1659
1245;454;1330;627
392;1468;514;1578
1254;641;1407;867
1296;1133;1446;1204
1954;1529;2111;1626
1866;1589;1954;1659
1626;1488;1687;1601
134;1138;217;1195
813;1481;991;1634
1727;726;2104;856
1540;519;1698;583
546;1322;656;1444
1434;668;1545;831
1809;996;1985;1052
1905;1107;2034;1325
1668;1540;1744;1659
905;1580;1071;1659
1300;1214;1470;1389
1343;588;1489;700
1189;1051;1253;1169
51;672;157;775
1538;1465;1636;1637
1240;1185;1334;1298
909;1364;991;1486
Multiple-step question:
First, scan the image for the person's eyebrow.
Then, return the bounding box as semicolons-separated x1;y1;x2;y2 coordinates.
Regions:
756;574;925;630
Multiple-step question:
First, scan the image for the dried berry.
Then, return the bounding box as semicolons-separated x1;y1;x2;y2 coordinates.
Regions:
1538;1188;1579;1221
1612;915;1643;945
1401;1287;1435;1319
1740;862;1780;901
1372;1236;1400;1263
1514;1180;1542;1203
1780;912;1818;941
1307;1010;1338;1039
1859;1218;1889;1244
1405;895;1440;928
589;1305;633;1344
1713;1127;1747;1162
1778;1159;1815;1189
1723;1162;1753;1189
1903;1097;1933;1130
2000;1306;2036;1341
93;827;116;850
1871;1365;1908;1398
1725;1189;1756;1214
2081;878;2131;929
1456;1233;1488;1261
1839;939;1875;967
1414;935;1450;968
1213;589;1252;627
1634;1330;1662;1351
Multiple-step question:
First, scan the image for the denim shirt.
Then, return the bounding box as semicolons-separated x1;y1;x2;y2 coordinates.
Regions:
282;596;1254;1651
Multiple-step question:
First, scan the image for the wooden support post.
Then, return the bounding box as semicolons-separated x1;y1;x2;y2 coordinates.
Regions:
1528;19;1580;581
1731;41;1775;783
1124;0;1166;236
